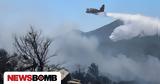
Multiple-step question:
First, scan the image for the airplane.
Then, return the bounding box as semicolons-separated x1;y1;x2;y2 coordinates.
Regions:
86;4;105;15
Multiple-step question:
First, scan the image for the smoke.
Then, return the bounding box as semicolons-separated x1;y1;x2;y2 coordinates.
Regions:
99;54;160;84
51;26;101;71
106;13;160;41
49;13;160;84
50;25;160;83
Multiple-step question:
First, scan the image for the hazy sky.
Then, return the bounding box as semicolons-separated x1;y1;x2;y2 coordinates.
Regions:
0;0;160;32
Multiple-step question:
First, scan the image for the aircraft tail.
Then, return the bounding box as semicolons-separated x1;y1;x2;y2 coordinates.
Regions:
100;4;105;12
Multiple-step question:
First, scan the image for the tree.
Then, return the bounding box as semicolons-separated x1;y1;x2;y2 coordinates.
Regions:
86;63;116;84
0;49;9;73
71;66;86;84
14;27;53;71
71;63;115;84
85;63;100;84
87;63;99;78
0;49;18;84
0;49;17;73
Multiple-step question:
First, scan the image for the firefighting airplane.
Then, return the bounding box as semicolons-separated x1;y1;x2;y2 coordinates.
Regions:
86;4;105;15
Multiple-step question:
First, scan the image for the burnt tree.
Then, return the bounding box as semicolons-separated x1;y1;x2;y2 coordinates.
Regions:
14;27;53;71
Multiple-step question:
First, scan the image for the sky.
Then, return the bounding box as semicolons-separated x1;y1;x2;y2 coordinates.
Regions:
0;0;160;32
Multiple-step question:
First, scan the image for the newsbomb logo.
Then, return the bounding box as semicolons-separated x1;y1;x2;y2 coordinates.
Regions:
7;74;57;81
4;72;61;84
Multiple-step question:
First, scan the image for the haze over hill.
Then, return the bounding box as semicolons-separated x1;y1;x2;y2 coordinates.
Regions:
53;13;160;84
86;19;160;58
